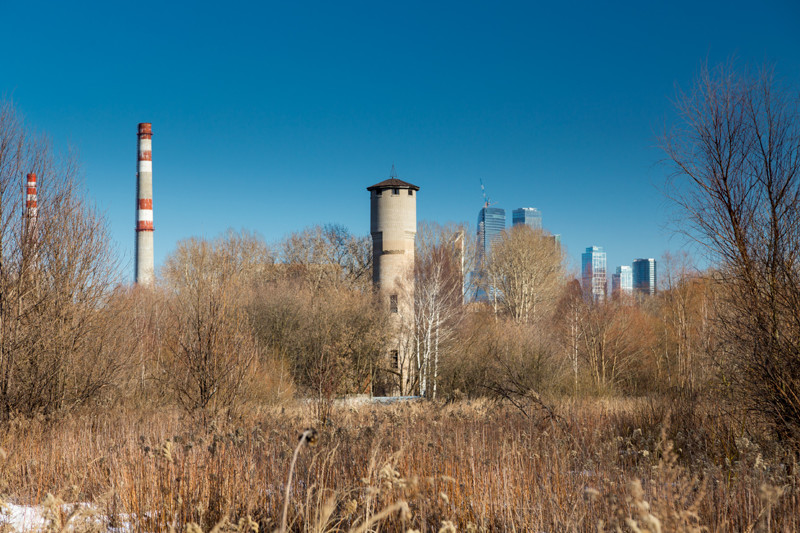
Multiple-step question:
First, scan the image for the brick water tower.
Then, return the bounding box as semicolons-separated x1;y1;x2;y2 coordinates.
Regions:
367;167;419;395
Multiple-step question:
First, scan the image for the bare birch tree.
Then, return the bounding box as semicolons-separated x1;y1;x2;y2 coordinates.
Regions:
412;222;472;398
554;279;584;395
485;225;565;324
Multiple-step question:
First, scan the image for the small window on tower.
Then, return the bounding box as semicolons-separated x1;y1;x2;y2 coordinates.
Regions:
390;294;398;313
408;189;413;196
376;189;382;196
390;349;399;368
392;188;399;195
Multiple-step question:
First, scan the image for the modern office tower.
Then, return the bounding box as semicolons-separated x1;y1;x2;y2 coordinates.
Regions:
633;258;657;295
477;207;506;261
512;207;542;230
368;172;418;394
612;265;633;296
476;206;506;300
581;246;607;302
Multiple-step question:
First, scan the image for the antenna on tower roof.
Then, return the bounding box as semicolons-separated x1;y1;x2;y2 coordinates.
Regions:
389;163;398;179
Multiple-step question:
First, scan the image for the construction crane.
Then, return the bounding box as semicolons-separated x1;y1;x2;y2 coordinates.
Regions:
480;178;496;208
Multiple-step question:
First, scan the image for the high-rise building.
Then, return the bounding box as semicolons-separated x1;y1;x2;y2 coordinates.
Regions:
475;206;505;301
368;171;418;394
581;246;607;302
477;206;506;260
632;258;657;295
612;265;633;296
512;207;542;231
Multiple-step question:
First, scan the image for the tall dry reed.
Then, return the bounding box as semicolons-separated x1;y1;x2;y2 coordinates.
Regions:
0;398;796;531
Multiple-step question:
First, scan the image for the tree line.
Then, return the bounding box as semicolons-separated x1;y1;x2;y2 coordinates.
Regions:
0;61;797;449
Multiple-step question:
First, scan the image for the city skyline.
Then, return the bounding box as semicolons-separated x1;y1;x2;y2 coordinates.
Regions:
2;1;798;282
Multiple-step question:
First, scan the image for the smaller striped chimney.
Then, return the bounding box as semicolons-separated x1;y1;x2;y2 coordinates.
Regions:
25;172;38;223
135;123;155;285
21;172;39;270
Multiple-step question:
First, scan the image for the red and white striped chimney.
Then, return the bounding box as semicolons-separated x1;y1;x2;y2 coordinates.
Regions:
135;123;154;285
25;172;38;223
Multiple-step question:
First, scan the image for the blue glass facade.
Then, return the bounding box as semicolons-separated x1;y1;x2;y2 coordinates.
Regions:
477;207;506;261
512;207;542;231
632;258;657;295
612;265;633;295
475;207;506;301
581;246;607;302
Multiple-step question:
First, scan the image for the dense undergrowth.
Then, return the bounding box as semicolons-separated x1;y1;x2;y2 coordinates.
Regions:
0;397;797;532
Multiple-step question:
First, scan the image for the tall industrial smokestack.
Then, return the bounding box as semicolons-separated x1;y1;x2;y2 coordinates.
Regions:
23;172;38;266
25;172;38;224
135;123;154;286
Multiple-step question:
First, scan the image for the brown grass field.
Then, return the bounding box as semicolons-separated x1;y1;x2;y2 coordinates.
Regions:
0;397;797;532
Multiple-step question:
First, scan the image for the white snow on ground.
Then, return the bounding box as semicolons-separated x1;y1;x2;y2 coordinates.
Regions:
0;502;132;532
1;503;48;531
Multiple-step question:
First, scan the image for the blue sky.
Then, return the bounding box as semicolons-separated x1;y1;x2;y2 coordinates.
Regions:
2;0;799;281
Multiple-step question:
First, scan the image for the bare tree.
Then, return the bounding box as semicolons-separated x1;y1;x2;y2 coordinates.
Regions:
662;62;800;445
161;234;263;416
280;224;371;292
574;299;653;392
654;251;717;392
484;225;566;324
411;222;471;398
249;278;387;419
0;100;119;416
553;279;584;395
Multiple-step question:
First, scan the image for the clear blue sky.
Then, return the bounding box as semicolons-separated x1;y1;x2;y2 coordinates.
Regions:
3;0;799;281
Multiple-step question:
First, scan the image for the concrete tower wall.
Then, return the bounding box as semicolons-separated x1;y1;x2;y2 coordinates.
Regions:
135;123;154;286
370;188;417;294
368;178;418;395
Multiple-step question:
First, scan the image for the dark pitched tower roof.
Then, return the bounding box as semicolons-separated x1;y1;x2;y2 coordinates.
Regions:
366;178;420;191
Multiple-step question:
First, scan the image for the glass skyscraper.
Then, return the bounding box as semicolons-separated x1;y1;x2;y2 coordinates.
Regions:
512;207;542;231
611;265;633;296
581;246;607;302
475;207;506;301
477;207;506;261
632;258;657;295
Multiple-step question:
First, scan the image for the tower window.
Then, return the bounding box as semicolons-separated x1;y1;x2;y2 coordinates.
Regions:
408;189;413;196
390;349;399;369
376;189;382;196
392;188;399;195
389;294;398;313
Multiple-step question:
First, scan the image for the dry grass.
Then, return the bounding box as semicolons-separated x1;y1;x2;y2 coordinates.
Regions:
0;398;797;532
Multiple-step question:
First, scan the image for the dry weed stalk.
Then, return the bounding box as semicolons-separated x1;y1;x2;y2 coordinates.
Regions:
279;428;318;533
